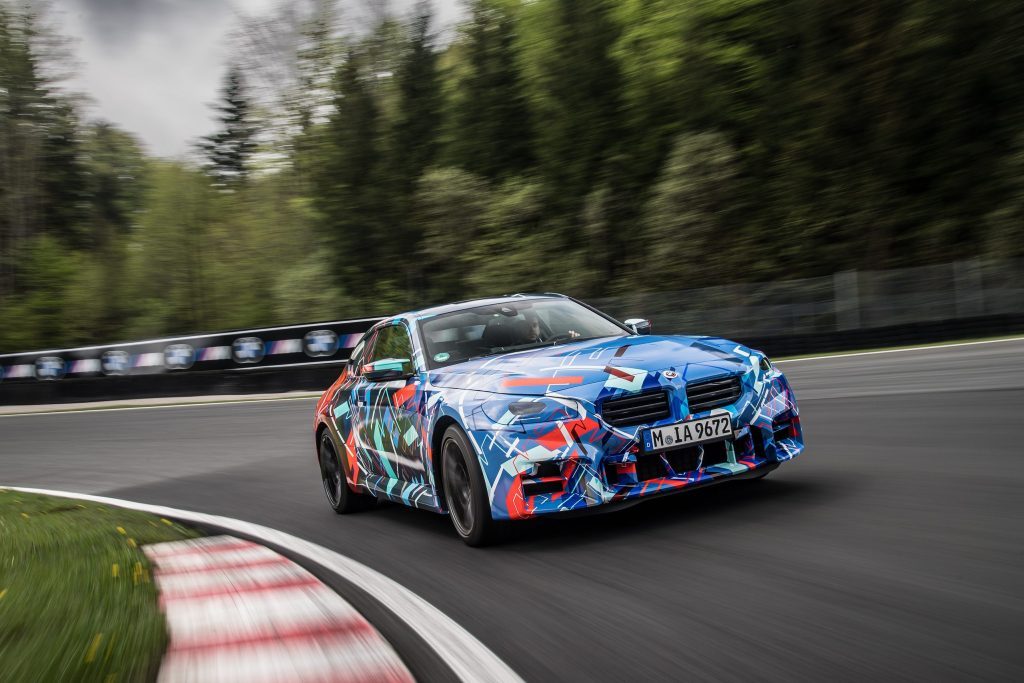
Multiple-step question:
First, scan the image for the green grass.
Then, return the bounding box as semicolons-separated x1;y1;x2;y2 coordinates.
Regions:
0;491;199;682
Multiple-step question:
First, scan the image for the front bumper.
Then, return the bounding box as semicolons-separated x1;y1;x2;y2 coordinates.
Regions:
471;373;804;521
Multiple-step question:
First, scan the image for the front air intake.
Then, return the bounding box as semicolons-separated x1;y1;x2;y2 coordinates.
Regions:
601;390;671;427
686;375;741;414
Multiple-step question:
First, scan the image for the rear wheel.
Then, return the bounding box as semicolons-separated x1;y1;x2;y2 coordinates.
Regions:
319;431;374;513
442;426;499;546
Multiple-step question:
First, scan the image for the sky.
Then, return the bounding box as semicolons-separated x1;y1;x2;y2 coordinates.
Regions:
52;0;461;158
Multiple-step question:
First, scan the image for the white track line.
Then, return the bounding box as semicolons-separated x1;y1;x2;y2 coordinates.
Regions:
776;335;1024;363
3;486;524;683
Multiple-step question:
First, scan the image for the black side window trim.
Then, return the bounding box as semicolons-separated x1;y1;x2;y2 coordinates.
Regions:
367;323;415;367
350;331;377;376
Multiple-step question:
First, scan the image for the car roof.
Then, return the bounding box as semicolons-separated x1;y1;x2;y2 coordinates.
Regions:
404;294;567;321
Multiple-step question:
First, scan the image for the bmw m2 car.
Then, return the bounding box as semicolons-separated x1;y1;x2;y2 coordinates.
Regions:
313;295;804;545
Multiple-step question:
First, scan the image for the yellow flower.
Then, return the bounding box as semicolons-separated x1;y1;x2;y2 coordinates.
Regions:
84;633;104;663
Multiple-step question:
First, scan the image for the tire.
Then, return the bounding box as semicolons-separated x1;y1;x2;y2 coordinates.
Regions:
319;431;375;514
441;425;499;546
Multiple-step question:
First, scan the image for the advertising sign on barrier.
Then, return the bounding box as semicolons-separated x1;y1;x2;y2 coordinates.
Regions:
101;350;131;376
232;337;265;364
34;357;66;381
164;344;196;371
304;330;339;357
0;317;382;385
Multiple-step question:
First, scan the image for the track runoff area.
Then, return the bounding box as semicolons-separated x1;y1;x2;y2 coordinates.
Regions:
2;336;1023;681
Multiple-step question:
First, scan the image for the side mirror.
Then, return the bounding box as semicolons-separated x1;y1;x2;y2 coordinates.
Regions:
623;318;652;335
363;358;413;382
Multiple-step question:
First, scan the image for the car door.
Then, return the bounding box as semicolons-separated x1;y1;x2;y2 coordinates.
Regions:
351;322;426;485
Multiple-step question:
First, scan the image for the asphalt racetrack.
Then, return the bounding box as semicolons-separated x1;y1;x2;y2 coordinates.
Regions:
3;339;1023;681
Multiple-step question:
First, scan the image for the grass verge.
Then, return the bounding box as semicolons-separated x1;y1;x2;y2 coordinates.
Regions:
0;490;198;682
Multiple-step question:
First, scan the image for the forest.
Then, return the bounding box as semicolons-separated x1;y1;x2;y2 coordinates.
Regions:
1;0;1022;352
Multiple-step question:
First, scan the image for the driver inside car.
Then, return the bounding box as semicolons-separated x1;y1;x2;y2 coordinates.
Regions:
518;312;544;344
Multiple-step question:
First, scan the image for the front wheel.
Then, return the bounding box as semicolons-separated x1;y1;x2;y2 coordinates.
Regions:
442;426;499;546
319;431;375;514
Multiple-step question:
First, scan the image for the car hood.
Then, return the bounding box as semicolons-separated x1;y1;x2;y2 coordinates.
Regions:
427;334;757;400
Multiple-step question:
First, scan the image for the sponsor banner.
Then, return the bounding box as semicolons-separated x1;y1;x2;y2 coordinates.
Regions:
134;352;165;368
232;337;265;364
0;317;381;382
164;344;196;370
35;356;66;381
304;330;339;357
198;346;231;362
338;333;364;349
268;339;303;355
5;364;34;379
68;359;101;374
102;350;131;376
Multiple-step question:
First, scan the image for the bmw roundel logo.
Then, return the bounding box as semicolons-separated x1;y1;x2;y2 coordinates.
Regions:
35;356;66;381
102;349;130;376
232;336;265;364
663;370;679;380
303;329;338;358
164;344;195;370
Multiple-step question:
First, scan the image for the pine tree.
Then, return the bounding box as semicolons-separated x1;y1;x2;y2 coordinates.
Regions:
201;66;258;186
392;2;441;190
448;0;533;179
315;51;387;300
519;0;623;213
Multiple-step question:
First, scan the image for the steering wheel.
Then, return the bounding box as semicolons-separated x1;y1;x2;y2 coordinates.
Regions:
543;333;574;344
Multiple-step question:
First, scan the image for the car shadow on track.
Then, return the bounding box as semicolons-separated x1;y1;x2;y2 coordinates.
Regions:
502;476;842;549
370;473;847;549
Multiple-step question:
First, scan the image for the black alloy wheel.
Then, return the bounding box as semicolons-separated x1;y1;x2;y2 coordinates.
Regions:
319;431;374;513
441;425;498;546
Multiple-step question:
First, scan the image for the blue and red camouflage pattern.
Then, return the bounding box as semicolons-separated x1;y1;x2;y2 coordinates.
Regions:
315;303;804;522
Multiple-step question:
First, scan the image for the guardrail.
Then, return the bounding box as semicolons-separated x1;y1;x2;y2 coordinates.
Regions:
0;317;382;405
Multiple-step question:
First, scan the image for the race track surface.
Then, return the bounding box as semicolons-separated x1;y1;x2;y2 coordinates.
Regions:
3;340;1024;681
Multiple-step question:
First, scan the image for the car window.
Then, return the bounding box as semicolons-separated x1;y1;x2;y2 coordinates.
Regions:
366;324;415;375
348;334;370;374
419;299;626;369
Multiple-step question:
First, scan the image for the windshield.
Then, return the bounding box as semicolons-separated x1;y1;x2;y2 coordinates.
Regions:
419;299;627;369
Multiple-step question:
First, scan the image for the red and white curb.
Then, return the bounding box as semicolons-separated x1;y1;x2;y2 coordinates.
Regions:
4;486;523;683
144;536;413;682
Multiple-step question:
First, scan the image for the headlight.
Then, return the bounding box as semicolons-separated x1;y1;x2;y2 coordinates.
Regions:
474;396;582;431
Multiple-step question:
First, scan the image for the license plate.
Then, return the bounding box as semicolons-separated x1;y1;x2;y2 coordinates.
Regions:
643;414;732;452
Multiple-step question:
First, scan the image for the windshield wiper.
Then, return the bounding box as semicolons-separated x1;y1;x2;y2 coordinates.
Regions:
549;335;608;346
463;335;618;363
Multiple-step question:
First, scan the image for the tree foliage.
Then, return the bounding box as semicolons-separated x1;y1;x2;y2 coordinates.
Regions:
2;0;1024;352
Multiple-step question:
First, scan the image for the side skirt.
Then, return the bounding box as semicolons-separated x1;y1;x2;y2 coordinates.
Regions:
363;474;443;513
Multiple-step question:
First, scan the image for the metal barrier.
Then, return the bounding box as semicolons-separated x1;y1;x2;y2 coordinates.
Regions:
2;259;1022;405
0;317;382;405
591;259;1024;341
